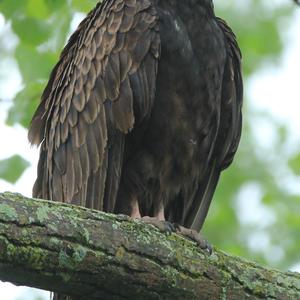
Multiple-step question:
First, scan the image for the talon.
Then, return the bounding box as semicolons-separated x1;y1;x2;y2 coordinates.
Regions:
142;216;175;234
175;224;213;254
164;221;176;234
206;243;213;255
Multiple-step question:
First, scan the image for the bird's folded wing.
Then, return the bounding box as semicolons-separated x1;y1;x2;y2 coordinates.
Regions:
184;18;243;231
28;0;160;211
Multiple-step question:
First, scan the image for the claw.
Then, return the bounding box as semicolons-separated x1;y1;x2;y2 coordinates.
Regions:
174;224;212;255
142;216;176;234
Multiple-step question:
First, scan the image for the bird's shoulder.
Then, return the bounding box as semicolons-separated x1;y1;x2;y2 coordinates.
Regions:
28;0;160;146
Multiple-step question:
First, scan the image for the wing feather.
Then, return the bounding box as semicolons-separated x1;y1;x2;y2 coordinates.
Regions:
29;0;160;212
184;18;243;231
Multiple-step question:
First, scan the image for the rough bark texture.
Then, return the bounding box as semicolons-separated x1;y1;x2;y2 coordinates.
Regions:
0;192;299;299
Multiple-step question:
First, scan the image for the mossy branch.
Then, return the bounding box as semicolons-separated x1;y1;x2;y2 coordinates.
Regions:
0;192;299;299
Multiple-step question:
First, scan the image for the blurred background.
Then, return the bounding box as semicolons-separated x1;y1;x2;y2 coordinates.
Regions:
0;0;299;299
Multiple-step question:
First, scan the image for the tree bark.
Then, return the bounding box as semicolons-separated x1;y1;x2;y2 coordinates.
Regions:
0;192;299;299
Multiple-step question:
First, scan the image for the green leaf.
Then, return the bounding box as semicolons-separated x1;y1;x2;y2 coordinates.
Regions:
44;0;66;12
71;0;98;12
0;0;27;20
288;154;300;175
15;45;57;83
0;155;30;184
26;0;50;19
6;80;47;128
49;10;73;51
12;17;52;46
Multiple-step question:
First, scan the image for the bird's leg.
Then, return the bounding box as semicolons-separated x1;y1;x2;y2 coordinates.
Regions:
130;199;141;218
174;224;212;254
129;199;175;233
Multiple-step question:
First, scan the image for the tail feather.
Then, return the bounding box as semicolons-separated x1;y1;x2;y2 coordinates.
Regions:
184;161;220;231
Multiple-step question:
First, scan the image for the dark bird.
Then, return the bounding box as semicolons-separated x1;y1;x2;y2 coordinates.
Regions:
29;0;242;293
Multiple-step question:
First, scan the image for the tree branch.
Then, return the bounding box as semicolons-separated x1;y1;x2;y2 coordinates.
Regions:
0;192;299;299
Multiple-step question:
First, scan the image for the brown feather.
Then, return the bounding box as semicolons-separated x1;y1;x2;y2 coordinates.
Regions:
29;0;159;213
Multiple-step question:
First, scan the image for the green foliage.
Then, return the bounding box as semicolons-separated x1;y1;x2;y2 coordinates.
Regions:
289;154;300;175
0;0;299;274
6;80;47;128
209;0;300;270
0;0;86;127
0;155;29;184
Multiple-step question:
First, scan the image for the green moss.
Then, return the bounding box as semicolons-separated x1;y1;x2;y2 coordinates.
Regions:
59;249;72;268
74;246;87;263
60;272;71;282
18;214;29;225
208;251;220;262
112;223;119;230
52;210;64;221
175;249;183;265
47;223;58;232
49;237;61;246
20;228;32;243
162;265;180;286
6;243;46;270
121;221;157;245
68;219;79;233
0;204;18;221
160;266;196;299
115;246;125;260
220;269;232;283
36;206;50;223
221;286;227;300
0;237;9;259
59;245;87;269
81;227;90;243
2;192;24;200
28;216;35;223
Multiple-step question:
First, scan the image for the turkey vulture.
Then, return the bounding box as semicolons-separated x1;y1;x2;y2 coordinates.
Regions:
29;0;242;253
